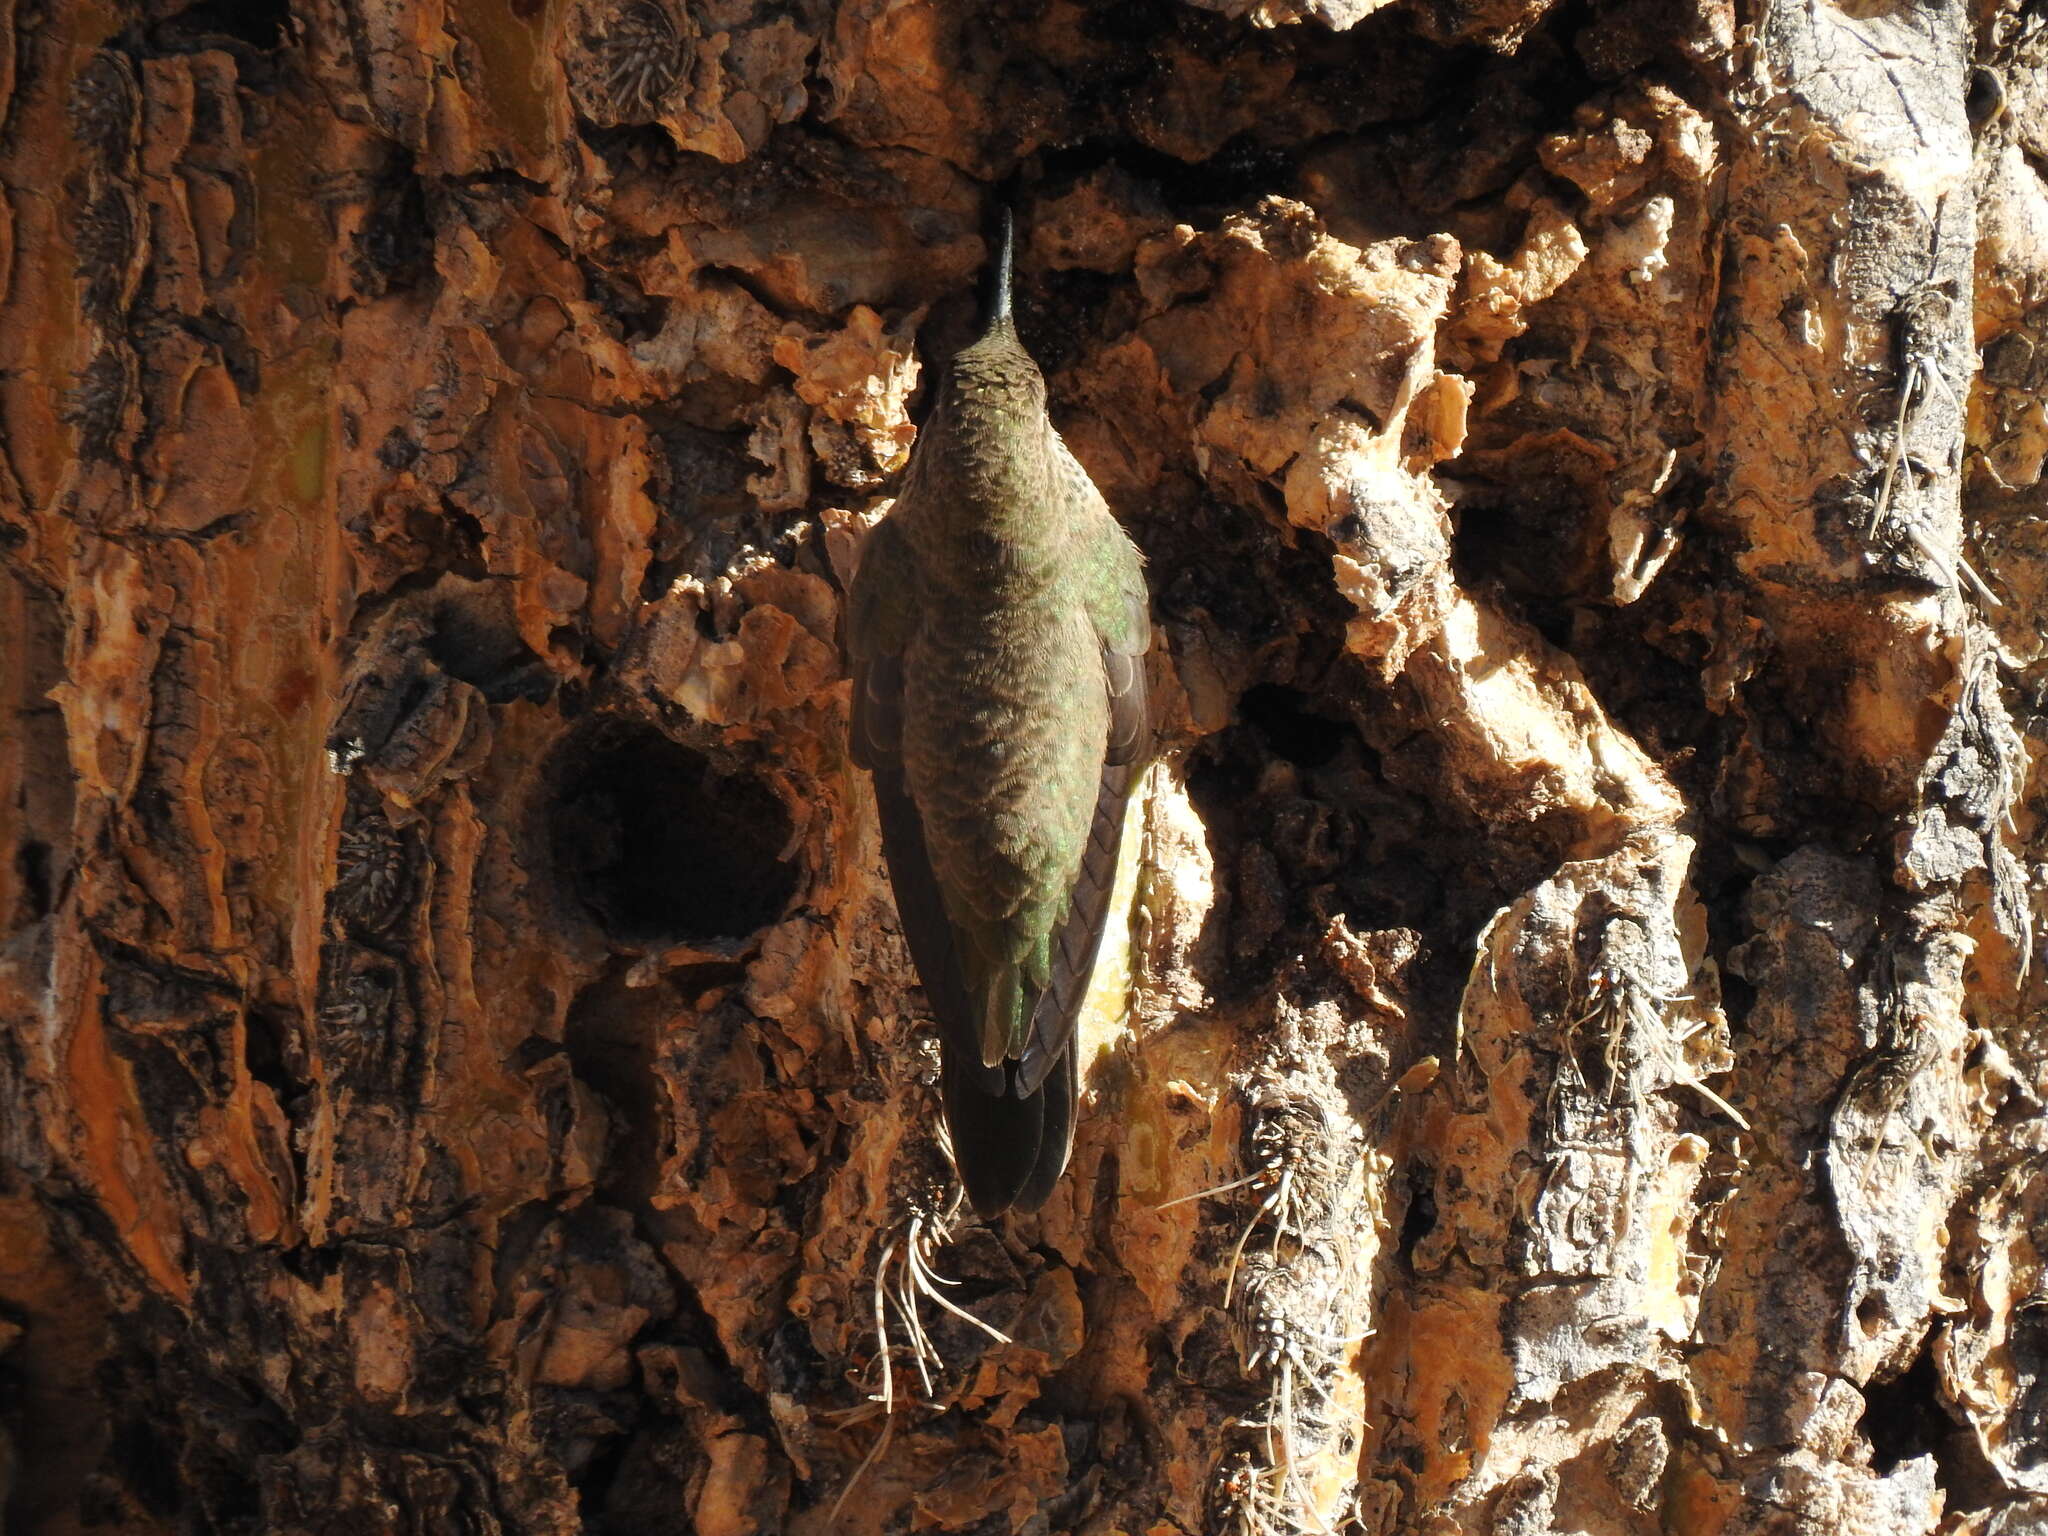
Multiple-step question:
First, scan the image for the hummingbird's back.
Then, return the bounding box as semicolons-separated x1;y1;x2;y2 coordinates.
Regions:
844;215;1151;1216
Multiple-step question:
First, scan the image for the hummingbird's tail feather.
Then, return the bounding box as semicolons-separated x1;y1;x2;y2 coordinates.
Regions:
1013;1044;1076;1213
940;1039;1069;1217
865;748;1067;1212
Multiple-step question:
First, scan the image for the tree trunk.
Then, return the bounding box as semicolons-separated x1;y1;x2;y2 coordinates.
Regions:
3;0;2046;1532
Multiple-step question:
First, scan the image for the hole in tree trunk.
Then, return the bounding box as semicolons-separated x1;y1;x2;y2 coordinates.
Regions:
547;719;796;947
1859;1339;1952;1476
1237;683;1353;768
154;0;292;50
1397;1162;1438;1268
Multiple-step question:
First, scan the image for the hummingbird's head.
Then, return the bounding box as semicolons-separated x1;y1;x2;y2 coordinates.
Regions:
939;209;1046;417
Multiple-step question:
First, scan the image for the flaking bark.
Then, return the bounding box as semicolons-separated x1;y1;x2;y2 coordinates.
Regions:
3;1;2048;1533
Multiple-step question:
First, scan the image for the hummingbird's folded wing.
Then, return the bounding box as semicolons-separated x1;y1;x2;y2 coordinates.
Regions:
1014;503;1152;1100
848;515;1064;1213
847;519;995;1094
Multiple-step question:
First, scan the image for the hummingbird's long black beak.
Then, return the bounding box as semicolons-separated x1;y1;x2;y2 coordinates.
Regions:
981;208;1015;338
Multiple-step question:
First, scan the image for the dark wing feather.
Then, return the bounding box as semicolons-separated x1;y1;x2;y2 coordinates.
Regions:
1013;633;1149;1098
855;650;1004;1101
847;642;894;771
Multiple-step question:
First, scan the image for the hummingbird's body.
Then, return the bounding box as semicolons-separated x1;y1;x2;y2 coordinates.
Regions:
846;219;1150;1216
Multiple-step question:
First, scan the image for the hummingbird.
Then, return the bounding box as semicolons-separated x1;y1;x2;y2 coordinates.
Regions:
845;212;1151;1216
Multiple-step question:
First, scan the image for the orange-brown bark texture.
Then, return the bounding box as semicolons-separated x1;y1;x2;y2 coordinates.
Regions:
2;0;2046;1532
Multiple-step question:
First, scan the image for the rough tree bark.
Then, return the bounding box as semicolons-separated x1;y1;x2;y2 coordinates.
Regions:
3;0;2047;1532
